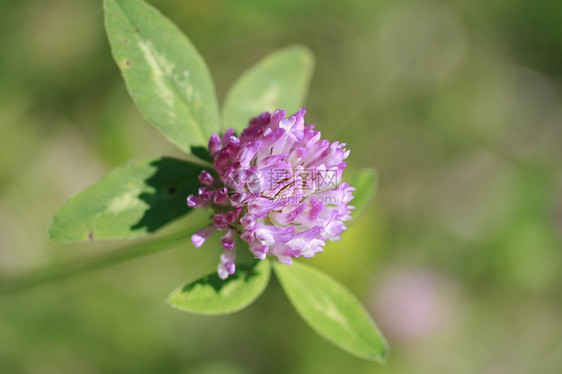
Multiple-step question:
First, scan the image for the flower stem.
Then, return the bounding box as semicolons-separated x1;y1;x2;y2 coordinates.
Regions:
0;230;192;296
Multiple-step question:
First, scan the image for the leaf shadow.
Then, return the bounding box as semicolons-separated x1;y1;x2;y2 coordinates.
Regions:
131;157;206;233
190;145;213;163
182;261;260;294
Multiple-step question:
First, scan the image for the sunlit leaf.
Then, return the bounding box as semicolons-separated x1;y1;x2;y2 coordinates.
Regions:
222;45;315;134
274;261;388;362
168;259;271;315
105;0;220;155
347;169;377;221
49;157;209;241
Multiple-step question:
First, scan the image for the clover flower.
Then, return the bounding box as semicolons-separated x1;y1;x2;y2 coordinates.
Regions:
187;108;355;278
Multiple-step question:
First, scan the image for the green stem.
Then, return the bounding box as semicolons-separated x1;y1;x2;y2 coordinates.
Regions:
0;230;192;296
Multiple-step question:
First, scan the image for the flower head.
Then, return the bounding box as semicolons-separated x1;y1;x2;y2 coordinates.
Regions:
188;108;355;278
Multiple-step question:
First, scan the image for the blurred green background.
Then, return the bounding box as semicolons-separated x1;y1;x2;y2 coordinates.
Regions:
1;0;561;373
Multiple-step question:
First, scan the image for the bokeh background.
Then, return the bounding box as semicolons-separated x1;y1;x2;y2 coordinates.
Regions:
1;0;561;373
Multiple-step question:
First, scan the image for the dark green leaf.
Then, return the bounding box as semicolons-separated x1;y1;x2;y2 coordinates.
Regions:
222;45;315;134
104;0;220;154
49;157;209;241
168;260;271;315
274;261;388;362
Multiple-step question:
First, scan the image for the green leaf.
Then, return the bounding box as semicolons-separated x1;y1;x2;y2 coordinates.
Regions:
222;45;315;134
104;0;220;155
168;260;271;315
347;169;378;221
49;157;209;241
274;261;388;362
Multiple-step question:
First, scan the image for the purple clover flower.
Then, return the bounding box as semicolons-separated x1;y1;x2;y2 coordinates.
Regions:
188;108;355;278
